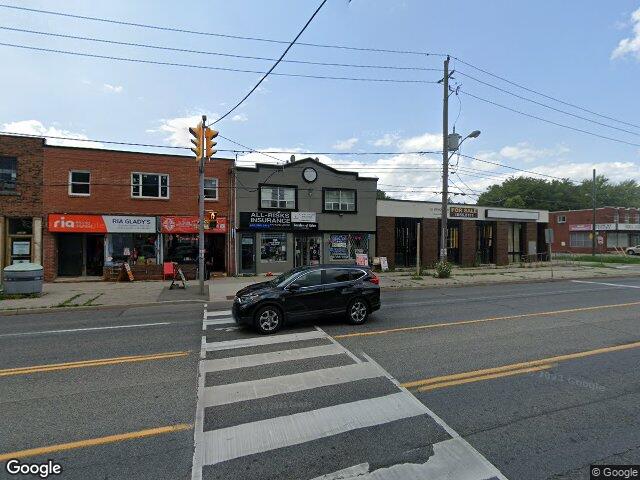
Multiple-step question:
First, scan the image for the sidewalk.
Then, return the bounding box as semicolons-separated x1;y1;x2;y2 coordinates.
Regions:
1;262;639;313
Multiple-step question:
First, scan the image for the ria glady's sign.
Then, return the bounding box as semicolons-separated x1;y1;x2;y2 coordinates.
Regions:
48;214;156;233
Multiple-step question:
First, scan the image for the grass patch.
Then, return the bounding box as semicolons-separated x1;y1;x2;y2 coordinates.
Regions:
556;254;640;264
82;292;104;306
54;293;83;308
0;292;40;301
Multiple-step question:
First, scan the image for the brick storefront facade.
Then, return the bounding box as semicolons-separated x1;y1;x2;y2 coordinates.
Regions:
0;135;45;283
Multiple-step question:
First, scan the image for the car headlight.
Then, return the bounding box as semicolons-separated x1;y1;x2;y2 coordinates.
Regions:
238;294;260;304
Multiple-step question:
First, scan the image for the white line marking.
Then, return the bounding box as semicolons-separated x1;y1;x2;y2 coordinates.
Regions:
572;280;640;289
204;330;326;351
192;337;207;480
360;352;508;480
201;392;426;466
0;322;171;338
202;362;382;407
316;326;362;364
205;310;232;318
200;344;343;373
203;318;235;327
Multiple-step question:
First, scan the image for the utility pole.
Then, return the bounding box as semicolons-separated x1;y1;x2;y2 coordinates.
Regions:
592;168;596;256
199;114;206;296
416;222;421;276
439;55;450;262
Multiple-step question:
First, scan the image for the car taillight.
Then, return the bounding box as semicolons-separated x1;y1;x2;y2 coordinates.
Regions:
368;273;379;285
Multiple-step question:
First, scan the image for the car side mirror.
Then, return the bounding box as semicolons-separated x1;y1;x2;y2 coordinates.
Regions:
288;283;301;292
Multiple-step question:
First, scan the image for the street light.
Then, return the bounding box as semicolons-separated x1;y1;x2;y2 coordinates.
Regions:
440;129;481;262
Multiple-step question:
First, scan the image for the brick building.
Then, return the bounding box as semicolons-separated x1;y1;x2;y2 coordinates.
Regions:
549;207;640;254
1;134;235;282
376;200;549;268
0;135;45;284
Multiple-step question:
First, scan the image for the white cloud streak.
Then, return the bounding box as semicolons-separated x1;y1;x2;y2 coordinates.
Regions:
333;137;359;151
1;120;104;148
612;7;640;59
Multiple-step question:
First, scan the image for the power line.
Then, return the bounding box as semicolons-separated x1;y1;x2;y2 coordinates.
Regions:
0;3;446;57
0;41;437;84
456;70;640;137
457;152;579;182
451;55;640;130
211;0;328;125
0;26;441;73
459;89;640;149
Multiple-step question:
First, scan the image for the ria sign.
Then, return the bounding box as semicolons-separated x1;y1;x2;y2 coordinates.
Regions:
48;214;156;233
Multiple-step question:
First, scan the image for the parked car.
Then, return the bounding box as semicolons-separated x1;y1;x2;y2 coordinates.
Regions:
626;245;640;255
232;264;381;334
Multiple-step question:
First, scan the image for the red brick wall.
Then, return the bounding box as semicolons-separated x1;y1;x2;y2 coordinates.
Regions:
495;221;509;265
43;146;233;216
421;219;438;267
0;135;44;216
550;207;639;253
41;146;235;280
460;221;477;267
376;216;395;269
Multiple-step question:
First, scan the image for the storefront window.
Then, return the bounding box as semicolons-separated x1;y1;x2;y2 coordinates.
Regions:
165;234;198;263
508;223;523;263
8;218;33;235
108;233;157;263
0;156;17;191
328;233;369;261
261;233;287;262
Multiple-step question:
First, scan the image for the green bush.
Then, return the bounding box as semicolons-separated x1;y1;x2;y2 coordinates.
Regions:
433;260;452;278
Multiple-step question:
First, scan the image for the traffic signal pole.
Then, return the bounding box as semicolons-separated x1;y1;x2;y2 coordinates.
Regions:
199;115;206;296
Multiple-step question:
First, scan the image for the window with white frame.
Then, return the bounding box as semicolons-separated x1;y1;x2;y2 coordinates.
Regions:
68;170;90;196
260;185;296;209
324;188;356;212
204;177;218;200
556;215;566;223
131;172;169;199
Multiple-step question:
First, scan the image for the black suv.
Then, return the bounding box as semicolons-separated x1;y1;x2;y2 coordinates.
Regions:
232;265;381;334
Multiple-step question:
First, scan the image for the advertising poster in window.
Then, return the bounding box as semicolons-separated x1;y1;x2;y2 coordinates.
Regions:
329;234;349;260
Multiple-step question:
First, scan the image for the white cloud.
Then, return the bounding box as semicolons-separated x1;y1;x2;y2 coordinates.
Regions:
231;113;248;122
498;142;570;163
397;132;441;152
1;120;104;148
371;133;400;147
611;7;640;59
103;83;124;94
333;137;358;151
149;113;217;147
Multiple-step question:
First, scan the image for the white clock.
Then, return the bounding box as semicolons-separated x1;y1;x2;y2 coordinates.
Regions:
303;167;318;183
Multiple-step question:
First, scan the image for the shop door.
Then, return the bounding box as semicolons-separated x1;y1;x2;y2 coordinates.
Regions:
476;222;495;264
85;234;104;276
395;218;418;267
240;234;255;274
58;234;83;276
294;236;322;267
447;223;460;264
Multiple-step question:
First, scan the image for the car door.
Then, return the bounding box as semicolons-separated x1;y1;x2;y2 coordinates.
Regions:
322;268;359;313
282;269;326;320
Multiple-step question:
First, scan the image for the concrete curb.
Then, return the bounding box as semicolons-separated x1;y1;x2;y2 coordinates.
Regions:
0;299;208;316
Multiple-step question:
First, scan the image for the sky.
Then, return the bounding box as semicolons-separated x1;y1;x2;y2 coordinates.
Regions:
1;0;640;203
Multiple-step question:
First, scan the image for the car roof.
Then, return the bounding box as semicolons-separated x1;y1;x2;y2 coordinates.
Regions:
297;264;370;270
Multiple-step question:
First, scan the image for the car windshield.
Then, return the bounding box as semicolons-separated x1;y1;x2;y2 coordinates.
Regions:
267;267;309;287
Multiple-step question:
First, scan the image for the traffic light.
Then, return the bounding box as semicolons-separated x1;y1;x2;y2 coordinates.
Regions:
205;127;218;158
189;122;204;159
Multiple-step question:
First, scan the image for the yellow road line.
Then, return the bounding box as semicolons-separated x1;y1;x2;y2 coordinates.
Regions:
402;339;640;390
335;300;640;339
0;423;193;461
414;365;553;392
0;351;190;377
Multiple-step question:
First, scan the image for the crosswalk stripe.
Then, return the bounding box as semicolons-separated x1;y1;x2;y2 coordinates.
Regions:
204;330;325;351
201;362;383;407
201;392;426;466
205;310;232;318
203;318;235;327
200;344;343;373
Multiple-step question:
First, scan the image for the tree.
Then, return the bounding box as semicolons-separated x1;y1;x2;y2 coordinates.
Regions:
376;189;391;200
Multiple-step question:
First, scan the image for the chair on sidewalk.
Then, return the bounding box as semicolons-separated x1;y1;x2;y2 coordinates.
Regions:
163;262;175;280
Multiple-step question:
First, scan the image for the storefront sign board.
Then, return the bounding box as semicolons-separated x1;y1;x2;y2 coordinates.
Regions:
160;216;228;234
48;214;156;233
450;206;478;218
239;211;317;231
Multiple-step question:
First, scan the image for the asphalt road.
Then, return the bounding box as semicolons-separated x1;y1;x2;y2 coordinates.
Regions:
2;277;640;479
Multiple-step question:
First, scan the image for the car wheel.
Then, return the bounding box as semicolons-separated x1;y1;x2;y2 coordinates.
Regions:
629;250;636;255
347;298;369;325
255;305;282;334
